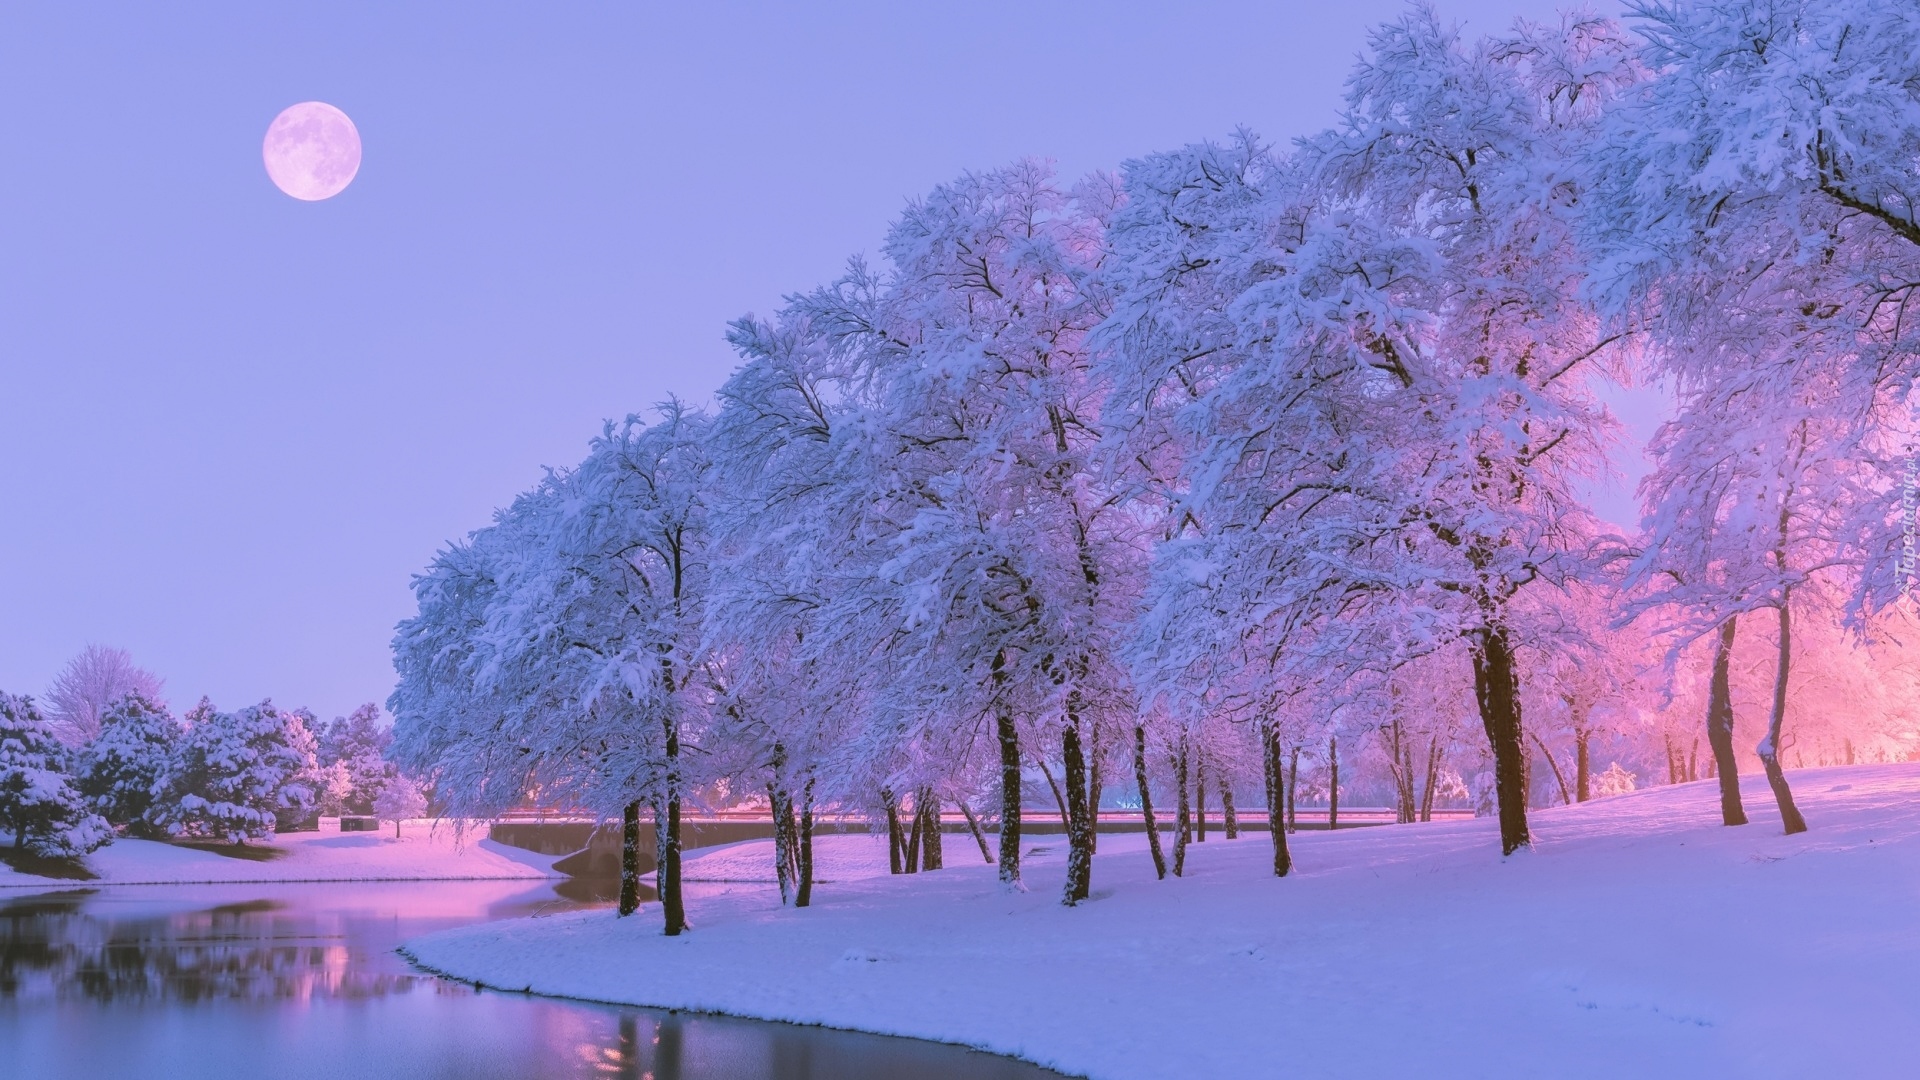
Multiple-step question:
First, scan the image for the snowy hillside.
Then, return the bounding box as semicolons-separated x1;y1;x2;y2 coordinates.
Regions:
404;766;1920;1080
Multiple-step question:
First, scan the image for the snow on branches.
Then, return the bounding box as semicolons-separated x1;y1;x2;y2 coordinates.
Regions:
387;2;1920;924
0;692;112;858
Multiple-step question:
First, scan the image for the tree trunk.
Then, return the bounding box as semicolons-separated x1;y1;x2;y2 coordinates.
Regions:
796;777;815;907
1529;729;1572;806
1575;728;1591;803
883;788;904;874
1062;720;1094;904
904;799;922;874
1087;726;1103;855
1756;596;1809;835
1036;753;1071;830
1133;724;1166;880
780;793;801;882
1220;780;1238;839
1171;734;1191;877
994;675;1022;887
1387;719;1415;824
1263;721;1292;877
1707;617;1750;826
1286;747;1299;833
768;783;794;905
1262;722;1277;836
959;798;994;863
1420;735;1443;823
920;789;943;870
1327;735;1339;831
1195;750;1207;842
656;795;686;936
618;799;644;917
1471;623;1531;855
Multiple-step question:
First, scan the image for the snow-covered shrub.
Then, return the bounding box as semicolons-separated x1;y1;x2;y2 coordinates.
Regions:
77;690;181;836
1591;763;1637;799
0;692;113;857
155;700;319;844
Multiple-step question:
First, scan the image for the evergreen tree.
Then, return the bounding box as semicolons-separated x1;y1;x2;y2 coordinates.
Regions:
77;691;181;837
0;693;112;857
318;703;396;814
156;700;318;844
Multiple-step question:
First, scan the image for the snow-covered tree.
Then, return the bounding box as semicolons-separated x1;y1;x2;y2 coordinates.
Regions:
1586;0;1920;836
76;691;181;836
373;774;427;838
44;645;165;746
0;693;112;858
156;700;318;844
392;405;715;932
317;703;396;815
707;308;878;906
767;161;1142;901
1101;12;1636;856
1587;0;1920;415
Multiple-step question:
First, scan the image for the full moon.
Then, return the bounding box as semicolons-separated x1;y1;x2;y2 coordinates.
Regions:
262;102;361;201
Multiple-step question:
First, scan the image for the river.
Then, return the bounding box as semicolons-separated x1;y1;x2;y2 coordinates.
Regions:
0;880;1066;1079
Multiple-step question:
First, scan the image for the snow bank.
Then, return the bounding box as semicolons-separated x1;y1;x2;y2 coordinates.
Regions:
0;821;560;888
660;833;897;883
403;766;1920;1080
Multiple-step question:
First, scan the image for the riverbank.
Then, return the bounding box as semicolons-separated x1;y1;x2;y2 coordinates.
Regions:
0;822;561;888
404;764;1920;1080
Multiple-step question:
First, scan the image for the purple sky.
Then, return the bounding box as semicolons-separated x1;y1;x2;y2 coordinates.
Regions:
0;0;1645;722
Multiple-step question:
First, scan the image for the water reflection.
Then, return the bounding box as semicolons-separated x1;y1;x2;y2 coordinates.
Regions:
0;882;1065;1080
2;888;418;1003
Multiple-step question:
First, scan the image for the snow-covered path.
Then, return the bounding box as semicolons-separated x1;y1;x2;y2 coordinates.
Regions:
404;766;1920;1079
0;824;560;888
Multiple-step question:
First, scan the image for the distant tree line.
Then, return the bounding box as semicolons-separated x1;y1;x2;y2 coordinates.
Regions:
2;648;421;858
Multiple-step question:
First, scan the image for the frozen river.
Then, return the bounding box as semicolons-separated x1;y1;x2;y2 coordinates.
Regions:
0;880;1065;1079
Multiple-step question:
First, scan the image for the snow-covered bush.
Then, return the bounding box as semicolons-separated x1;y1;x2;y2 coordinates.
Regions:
0;692;113;857
77;691;181;836
155;699;319;844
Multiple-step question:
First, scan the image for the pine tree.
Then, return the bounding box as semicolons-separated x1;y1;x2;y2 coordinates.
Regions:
156;700;318;844
318;703;397;814
77;691;180;837
0;693;112;858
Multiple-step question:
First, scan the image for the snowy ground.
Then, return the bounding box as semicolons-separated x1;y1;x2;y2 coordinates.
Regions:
404;766;1920;1080
0;822;560;888
659;833;898;884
